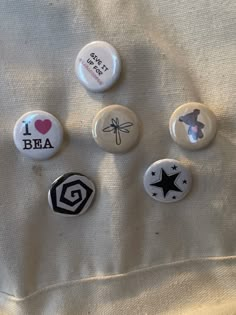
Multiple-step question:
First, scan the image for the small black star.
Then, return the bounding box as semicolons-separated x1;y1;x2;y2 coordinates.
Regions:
151;172;156;176
152;193;157;197
150;168;182;198
172;165;177;170
183;180;187;184
172;196;176;199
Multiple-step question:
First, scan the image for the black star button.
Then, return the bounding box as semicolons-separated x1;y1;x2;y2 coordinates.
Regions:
144;159;192;203
150;168;182;198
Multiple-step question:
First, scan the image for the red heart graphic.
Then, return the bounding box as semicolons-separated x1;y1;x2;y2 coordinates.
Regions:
35;119;52;134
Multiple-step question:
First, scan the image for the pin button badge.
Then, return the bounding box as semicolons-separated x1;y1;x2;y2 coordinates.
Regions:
169;102;217;150
144;159;192;203
48;173;96;216
13;110;63;160
75;41;121;92
92;105;140;153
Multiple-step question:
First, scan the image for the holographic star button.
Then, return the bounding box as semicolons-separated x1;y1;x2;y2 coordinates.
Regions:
144;159;192;203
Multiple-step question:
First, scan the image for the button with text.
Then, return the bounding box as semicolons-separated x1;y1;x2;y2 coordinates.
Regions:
75;41;121;92
13;110;63;160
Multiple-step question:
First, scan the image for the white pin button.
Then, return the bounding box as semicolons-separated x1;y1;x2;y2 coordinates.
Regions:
169;102;217;150
144;159;192;203
48;173;95;216
75;41;121;92
13;110;63;160
92;105;140;153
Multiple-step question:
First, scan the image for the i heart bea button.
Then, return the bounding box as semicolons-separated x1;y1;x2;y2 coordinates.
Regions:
13;110;64;160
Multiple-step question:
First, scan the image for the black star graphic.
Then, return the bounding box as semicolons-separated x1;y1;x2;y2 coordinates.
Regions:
172;165;177;170
152;193;157;197
172;196;176;199
150;168;182;198
183;180;187;184
151;172;156;176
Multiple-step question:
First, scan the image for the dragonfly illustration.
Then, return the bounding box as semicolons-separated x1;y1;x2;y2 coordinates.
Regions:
102;118;134;145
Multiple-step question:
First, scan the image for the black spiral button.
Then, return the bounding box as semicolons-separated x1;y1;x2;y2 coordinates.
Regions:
48;173;95;216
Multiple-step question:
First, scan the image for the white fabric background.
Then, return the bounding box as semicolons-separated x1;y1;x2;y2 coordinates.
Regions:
0;0;235;314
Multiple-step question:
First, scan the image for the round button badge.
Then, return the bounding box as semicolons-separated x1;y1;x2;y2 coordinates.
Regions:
13;111;63;160
75;41;121;92
48;173;96;216
144;159;192;203
169;102;217;150
92;105;140;153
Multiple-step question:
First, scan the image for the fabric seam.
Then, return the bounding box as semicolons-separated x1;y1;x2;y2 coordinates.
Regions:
1;255;236;301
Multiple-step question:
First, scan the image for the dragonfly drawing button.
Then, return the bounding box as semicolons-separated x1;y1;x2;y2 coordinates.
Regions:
92;105;140;153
